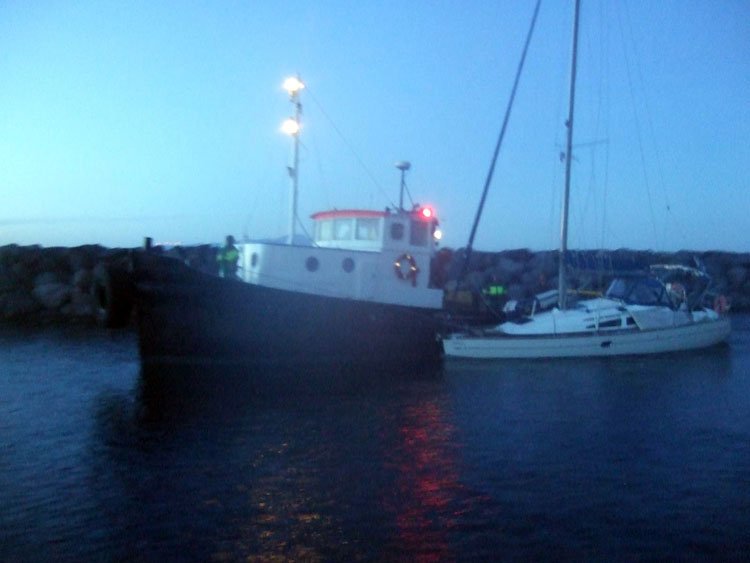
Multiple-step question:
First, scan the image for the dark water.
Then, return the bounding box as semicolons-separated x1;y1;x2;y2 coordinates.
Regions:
2;318;749;561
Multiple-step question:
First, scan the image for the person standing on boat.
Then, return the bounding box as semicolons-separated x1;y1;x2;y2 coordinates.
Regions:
482;276;507;311
217;235;239;279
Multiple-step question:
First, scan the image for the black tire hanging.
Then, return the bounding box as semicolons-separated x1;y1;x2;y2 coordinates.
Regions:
91;261;133;328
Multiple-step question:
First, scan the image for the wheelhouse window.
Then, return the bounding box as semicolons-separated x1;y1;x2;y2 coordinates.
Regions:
410;219;429;246
355;218;380;241
316;220;334;241
333;218;353;240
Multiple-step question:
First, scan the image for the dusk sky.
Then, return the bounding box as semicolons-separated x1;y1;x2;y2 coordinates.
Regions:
2;0;748;252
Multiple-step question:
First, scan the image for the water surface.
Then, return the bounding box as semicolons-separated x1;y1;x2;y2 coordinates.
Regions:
1;317;749;560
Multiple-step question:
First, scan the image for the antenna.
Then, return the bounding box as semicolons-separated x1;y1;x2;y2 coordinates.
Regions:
395;161;411;211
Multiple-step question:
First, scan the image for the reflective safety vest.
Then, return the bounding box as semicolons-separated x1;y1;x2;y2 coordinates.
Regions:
217;246;239;276
484;284;506;296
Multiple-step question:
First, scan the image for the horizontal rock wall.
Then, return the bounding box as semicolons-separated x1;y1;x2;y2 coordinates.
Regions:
0;244;218;325
1;244;748;324
436;248;750;311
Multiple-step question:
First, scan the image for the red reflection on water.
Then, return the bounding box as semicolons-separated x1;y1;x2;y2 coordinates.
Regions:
384;399;464;560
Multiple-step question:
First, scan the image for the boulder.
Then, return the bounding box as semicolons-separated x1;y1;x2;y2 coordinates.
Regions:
0;290;40;319
72;268;93;292
33;271;61;287
62;291;96;317
32;282;72;309
495;256;525;279
483;266;513;286
726;266;747;288
68;245;106;271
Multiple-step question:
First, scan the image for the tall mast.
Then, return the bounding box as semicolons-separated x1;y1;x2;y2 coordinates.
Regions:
557;0;581;310
282;75;305;244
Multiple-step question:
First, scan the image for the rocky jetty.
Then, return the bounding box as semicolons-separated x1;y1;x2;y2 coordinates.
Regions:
0;243;216;325
437;248;750;312
0;244;747;325
0;244;105;324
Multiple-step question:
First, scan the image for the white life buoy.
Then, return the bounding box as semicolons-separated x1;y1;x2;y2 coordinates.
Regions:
394;254;419;287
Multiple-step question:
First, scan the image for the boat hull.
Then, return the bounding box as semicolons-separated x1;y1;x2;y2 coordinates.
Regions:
442;316;731;359
133;252;442;369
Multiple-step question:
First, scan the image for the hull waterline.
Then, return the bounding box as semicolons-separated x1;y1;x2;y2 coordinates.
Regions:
443;316;731;359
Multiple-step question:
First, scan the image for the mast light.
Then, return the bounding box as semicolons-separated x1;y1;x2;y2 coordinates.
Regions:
283;76;305;95
281;117;300;136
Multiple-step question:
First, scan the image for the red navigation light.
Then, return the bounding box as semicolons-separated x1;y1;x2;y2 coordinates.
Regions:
419;206;434;220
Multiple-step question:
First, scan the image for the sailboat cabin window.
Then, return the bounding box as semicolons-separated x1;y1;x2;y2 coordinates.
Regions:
606;278;670;306
410;220;429;246
390;223;404;240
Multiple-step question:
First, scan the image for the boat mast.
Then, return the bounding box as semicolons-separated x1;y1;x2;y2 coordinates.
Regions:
282;75;305;244
557;0;581;310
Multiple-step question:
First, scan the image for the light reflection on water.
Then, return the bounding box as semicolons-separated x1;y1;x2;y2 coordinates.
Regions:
0;316;748;560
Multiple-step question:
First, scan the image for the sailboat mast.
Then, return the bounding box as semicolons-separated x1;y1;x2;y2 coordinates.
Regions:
557;0;581;310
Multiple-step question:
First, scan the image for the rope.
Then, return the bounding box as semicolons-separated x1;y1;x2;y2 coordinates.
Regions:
304;86;397;209
460;0;543;281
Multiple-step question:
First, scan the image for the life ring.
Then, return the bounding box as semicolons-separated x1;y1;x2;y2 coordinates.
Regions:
713;294;729;315
394;253;419;287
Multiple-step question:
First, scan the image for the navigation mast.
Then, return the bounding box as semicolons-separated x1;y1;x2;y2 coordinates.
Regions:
281;75;305;244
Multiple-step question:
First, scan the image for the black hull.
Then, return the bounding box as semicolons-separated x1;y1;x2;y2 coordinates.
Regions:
132;253;443;369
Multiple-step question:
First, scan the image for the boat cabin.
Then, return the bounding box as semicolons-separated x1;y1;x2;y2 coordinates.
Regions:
311;206;440;253
237;205;443;310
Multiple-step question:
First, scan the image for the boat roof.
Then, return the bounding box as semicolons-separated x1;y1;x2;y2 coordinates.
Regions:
650;264;710;279
310;209;387;220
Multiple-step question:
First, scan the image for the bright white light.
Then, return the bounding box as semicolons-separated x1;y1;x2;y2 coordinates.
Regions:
433;228;443;241
282;76;305;94
281;118;300;136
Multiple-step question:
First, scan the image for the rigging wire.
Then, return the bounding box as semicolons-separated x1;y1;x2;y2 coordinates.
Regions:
615;2;659;245
574;0;610;251
304;86;397;209
459;0;542;281
620;0;687;248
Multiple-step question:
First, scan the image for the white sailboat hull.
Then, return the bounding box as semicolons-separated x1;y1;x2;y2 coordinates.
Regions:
443;316;731;359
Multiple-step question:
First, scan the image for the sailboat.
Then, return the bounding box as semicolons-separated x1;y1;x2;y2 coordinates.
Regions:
442;0;731;359
127;77;445;369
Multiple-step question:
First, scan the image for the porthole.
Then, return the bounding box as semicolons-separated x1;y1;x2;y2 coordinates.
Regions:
251;253;258;267
342;258;355;273
390;222;405;240
305;256;320;272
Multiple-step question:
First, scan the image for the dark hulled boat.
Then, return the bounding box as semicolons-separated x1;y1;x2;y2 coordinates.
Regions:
128;77;445;370
132;206;445;369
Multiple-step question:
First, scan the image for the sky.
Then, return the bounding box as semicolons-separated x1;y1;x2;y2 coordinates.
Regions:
1;0;749;252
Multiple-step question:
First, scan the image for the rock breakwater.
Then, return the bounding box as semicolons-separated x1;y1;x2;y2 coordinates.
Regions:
0;244;108;324
0;244;218;325
437;247;750;312
0;244;747;325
